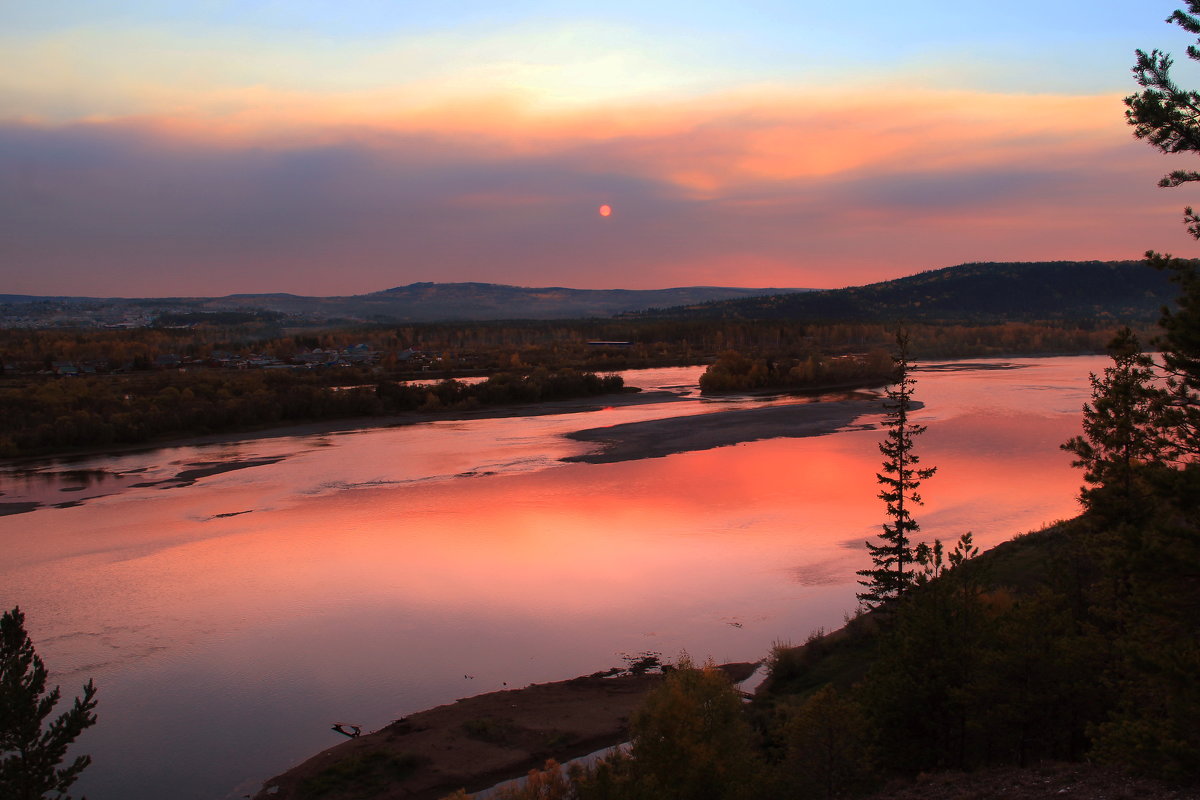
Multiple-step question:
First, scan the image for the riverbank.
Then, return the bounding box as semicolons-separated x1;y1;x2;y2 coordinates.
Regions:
3;355;1102;799
253;662;758;800
0;388;685;470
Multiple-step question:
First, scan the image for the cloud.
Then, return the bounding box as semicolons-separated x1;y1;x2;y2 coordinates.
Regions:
0;20;752;126
0;80;1180;296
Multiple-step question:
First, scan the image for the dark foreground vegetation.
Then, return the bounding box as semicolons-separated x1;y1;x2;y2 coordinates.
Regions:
0;606;98;800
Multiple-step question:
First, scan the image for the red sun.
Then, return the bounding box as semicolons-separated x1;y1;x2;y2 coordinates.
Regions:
598;204;612;217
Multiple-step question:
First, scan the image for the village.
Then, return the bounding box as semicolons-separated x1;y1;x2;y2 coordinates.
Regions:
13;345;449;378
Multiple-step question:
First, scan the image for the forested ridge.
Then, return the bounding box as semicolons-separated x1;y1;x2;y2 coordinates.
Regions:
1;283;807;326
637;260;1181;322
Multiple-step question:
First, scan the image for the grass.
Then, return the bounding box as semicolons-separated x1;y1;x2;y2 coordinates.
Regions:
461;716;520;745
298;750;427;799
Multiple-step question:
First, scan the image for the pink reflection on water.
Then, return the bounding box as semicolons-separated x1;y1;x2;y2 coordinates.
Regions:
0;356;1103;800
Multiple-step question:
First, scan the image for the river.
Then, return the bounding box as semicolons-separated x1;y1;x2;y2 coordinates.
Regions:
0;355;1100;799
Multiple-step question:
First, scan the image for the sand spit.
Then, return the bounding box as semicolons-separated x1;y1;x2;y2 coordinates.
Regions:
564;394;880;464
254;663;757;800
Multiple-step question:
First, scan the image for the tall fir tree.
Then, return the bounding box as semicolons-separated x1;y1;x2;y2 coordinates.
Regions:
1071;6;1200;775
1145;251;1200;460
0;607;97;800
1126;1;1200;460
1061;327;1164;509
1125;2;1200;193
857;331;936;608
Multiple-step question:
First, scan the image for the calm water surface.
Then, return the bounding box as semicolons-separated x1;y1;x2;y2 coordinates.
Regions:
0;357;1099;799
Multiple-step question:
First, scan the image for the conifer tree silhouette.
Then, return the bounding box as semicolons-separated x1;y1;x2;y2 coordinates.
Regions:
858;331;936;608
1;606;97;800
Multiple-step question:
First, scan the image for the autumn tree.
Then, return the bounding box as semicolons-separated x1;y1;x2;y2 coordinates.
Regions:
857;331;936;608
0;607;98;800
628;655;757;800
780;685;873;799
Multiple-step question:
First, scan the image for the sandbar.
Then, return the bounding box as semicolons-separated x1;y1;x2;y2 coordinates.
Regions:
564;394;881;464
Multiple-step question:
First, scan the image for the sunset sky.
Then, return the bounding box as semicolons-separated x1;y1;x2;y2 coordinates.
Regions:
3;1;1199;297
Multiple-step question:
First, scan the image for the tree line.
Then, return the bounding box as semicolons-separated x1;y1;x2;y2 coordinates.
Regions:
0;318;1149;376
699;349;895;394
0;369;625;457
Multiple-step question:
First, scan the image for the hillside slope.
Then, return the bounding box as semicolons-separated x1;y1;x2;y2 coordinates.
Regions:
638;261;1180;322
0;284;809;326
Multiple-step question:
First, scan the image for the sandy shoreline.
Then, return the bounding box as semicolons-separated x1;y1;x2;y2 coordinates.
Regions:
253;663;758;800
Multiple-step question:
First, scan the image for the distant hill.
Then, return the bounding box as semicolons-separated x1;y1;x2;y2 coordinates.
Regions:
201;283;811;322
0;284;811;327
636;261;1182;322
4;262;1182;327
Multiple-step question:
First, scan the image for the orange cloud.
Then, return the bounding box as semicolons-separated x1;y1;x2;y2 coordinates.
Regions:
90;84;1130;198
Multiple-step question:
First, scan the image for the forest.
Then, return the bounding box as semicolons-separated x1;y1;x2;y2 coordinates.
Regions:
648;260;1182;323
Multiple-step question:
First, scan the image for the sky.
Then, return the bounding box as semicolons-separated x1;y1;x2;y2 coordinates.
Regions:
2;1;1199;297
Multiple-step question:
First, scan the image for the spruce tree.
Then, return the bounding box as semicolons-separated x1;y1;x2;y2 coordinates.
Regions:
1068;8;1200;774
857;331;936;608
0;607;97;800
1125;2;1200;194
1061;327;1164;507
1126;2;1200;460
1144;252;1200;460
